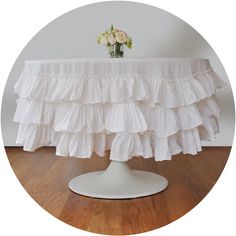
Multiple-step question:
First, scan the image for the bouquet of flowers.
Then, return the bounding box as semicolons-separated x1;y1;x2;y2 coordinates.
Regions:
97;25;132;58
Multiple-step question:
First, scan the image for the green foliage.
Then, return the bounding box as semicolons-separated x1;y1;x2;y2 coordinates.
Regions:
110;24;114;31
97;35;101;44
125;38;132;49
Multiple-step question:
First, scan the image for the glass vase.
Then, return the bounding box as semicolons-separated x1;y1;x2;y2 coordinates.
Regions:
108;43;124;58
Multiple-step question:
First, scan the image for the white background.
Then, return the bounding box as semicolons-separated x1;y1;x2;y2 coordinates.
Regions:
0;0;235;236
1;1;234;147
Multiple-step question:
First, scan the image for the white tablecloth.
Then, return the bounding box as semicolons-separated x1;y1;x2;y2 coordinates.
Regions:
13;58;227;161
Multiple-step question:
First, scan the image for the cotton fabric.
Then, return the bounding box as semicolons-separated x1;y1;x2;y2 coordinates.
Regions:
13;58;226;161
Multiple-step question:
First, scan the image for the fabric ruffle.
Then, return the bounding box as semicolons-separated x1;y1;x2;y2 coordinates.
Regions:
14;98;107;133
16;124;107;157
105;102;147;133
113;116;217;161
14;58;227;161
14;69;226;108
14;97;220;136
15;98;220;161
16;123;217;161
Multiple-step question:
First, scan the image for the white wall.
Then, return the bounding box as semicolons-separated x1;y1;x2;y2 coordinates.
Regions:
1;1;234;146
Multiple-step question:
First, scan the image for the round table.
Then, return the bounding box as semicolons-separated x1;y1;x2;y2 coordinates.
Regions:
13;58;226;198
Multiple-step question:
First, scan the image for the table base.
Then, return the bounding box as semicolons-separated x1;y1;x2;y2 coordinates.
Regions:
68;161;168;199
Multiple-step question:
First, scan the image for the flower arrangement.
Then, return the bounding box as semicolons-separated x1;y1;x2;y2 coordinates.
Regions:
97;25;132;58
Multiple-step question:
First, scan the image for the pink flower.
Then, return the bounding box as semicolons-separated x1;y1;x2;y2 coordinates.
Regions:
115;31;128;44
108;34;116;45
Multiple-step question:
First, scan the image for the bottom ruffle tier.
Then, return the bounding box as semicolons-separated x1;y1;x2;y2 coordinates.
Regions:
16;115;219;161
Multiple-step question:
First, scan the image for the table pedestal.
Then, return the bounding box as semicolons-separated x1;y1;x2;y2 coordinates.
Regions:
68;160;168;199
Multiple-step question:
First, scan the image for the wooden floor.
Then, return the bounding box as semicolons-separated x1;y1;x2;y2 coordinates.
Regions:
6;147;230;235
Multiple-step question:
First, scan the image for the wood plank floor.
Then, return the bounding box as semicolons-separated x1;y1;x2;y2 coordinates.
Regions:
5;147;230;235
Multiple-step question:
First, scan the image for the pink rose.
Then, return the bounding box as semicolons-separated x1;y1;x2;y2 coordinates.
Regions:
115;31;128;44
108;34;116;45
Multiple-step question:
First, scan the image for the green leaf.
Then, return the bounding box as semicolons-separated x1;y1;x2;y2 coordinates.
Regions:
97;35;101;44
110;24;114;31
125;38;132;49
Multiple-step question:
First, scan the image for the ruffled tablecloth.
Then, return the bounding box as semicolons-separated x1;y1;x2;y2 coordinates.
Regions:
13;58;227;161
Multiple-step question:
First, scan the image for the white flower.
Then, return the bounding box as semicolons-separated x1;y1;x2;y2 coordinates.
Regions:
108;34;116;45
100;36;108;45
115;31;128;44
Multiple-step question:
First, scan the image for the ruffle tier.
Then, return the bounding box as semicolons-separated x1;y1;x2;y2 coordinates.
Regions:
14;58;227;161
14;68;226;108
14;97;219;136
16;121;218;161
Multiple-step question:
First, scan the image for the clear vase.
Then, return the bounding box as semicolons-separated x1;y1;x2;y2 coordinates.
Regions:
108;43;124;58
